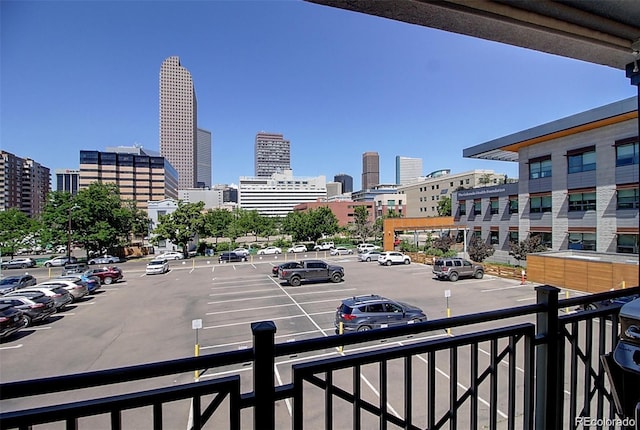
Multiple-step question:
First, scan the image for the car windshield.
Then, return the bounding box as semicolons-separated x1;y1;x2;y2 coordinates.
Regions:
0;278;18;285
148;261;164;266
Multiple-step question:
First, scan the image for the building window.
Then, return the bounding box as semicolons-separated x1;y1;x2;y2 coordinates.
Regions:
509;231;519;243
459;200;466;216
490;198;499;215
616;139;639;166
473;199;482;215
490;230;499;245
530;195;552;213
508;196;518;214
617;188;639;209
568;232;596;251
530;232;552;248
529;156;552;179
617;234;639;254
568;191;596;211
567;147;596;173
473;230;482;240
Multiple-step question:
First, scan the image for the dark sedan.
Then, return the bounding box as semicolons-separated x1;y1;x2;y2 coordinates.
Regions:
0;294;56;327
271;261;302;276
0;275;37;295
0;304;24;339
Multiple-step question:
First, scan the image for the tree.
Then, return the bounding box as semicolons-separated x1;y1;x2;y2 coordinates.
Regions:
151;201;205;256
433;235;455;253
281;207;338;243
509;235;548;263
437;196;452;216
0;208;37;257
203;208;233;245
352;205;373;243
468;236;495;262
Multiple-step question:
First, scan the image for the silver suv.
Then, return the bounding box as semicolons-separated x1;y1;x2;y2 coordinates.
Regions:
335;295;427;333
432;258;484;282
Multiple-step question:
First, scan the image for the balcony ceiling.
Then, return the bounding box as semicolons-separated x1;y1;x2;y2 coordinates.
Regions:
306;0;640;70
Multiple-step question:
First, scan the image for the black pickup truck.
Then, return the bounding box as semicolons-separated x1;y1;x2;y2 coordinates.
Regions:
278;259;344;286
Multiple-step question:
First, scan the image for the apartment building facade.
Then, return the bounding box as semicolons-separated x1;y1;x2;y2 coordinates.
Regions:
456;96;639;257
238;170;326;217
255;132;290;177
0;151;50;217
79;149;178;210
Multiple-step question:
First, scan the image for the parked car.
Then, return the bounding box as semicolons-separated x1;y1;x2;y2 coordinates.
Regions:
155;251;184;260
83;266;123;285
0;294;56;327
335;294;427;333
271;261;302;276
232;248;250;258
313;242;335;251
55;275;101;294
287;244;308;253
36;279;89;302
577;293;639;311
1;258;36;270
0;275;37;294
0;304;24;339
356;243;380;253
146;259;169;275
377;251;411;266
62;262;89;276
88;255;121;265
330;247;354;256
6;287;73;312
358;250;382;262
432;258;484;282
218;252;247;263
257;246;282;255
43;256;76;267
278;260;344;287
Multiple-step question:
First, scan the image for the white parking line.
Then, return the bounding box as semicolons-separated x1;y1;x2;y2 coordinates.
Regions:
0;344;23;350
481;285;527;293
207;289;357;305
516;297;536;302
206;298;341;316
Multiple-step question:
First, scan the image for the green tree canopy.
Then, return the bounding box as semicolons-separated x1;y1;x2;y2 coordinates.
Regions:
152;200;205;255
352;205;373;243
0;208;38;257
437;196;452;216
281;207;338;242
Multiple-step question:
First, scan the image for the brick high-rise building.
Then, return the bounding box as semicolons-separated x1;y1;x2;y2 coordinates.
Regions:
362;152;380;190
0;151;50;217
159;56;198;190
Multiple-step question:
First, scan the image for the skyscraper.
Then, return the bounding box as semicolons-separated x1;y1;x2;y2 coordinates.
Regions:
255;132;290;177
361;152;379;190
1;151;51;217
334;173;353;193
395;156;423;185
159;56;198;190
196;128;212;188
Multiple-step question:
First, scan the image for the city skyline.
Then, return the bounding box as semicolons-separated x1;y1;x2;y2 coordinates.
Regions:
1;1;636;191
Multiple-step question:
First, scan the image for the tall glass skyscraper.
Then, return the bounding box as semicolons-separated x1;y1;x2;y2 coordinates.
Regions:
159;56;198;190
334;173;353;193
196;128;212;188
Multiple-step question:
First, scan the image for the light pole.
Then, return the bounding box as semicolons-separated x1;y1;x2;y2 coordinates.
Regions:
67;204;79;260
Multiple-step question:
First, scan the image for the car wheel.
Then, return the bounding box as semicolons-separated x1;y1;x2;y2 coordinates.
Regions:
22;315;32;327
385;260;392;266
357;325;371;332
45;263;52;267
474;270;484;279
586;303;598;311
103;277;113;285
289;277;301;287
366;257;371;262
88;261;95;265
21;263;27;268
449;272;459;282
404;259;410;265
331;273;342;283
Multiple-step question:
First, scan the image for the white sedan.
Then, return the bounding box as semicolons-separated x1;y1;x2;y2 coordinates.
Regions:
330;247;353;256
146;259;169;275
257;246;282;255
155;251;184;260
287;245;307;253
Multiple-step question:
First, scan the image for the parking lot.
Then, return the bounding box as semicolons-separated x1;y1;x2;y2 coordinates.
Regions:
1;253;576;428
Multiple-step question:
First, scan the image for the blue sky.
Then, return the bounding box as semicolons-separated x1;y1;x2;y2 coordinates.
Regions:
1;1;636;190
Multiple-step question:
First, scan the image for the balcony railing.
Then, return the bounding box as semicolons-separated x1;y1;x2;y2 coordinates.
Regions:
1;285;638;430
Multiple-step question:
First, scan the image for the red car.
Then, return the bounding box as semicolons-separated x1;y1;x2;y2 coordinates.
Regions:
83;266;123;285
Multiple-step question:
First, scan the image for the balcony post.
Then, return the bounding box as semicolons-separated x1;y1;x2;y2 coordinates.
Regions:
252;321;277;430
534;285;560;430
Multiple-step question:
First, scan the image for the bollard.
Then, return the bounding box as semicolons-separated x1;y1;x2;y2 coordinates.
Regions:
521;269;526;285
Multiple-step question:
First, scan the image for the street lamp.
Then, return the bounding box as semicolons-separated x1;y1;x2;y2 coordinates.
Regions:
67;204;79;260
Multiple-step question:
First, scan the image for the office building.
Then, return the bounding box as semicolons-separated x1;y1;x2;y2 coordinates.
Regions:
456;96;638;258
238;170;326;217
326;182;342;198
395;156;423;185
255;132;290;177
179;188;223;210
334;173;353;193
374;194;406;218
79;148;178;210
399;169;507;217
55;169;80;195
0;151;50;217
362;152;379;190
293;201;375;227
159;56;198;190
196;128;212;188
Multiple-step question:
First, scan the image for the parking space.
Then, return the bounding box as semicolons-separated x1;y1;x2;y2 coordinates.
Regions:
1;255;565;427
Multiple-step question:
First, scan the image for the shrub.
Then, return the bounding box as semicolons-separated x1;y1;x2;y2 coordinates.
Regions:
468;236;495;262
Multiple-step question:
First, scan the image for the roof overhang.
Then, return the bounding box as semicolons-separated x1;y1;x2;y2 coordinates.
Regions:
306;0;640;70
